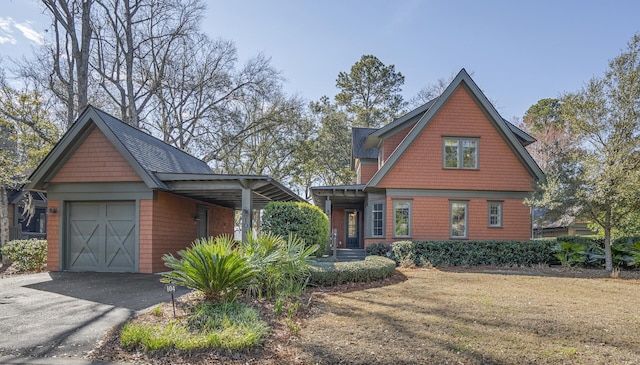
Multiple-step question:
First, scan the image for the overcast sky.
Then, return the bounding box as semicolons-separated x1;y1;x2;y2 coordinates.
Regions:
1;0;639;121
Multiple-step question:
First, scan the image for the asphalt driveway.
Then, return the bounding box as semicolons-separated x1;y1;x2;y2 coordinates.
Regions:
0;272;187;360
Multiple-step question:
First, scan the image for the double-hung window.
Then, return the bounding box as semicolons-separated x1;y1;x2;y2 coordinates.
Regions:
450;201;468;239
393;200;411;238
443;137;479;169
488;201;503;227
371;202;385;237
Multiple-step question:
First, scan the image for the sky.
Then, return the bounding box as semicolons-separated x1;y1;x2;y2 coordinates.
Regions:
0;0;639;121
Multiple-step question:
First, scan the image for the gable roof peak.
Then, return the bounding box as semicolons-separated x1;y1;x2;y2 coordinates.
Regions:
26;105;213;191
365;68;545;187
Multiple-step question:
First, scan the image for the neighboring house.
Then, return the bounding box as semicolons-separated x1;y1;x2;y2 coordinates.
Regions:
311;69;544;249
26;106;302;273
532;214;597;238
7;190;48;241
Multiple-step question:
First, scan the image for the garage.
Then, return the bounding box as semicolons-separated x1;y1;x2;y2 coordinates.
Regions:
66;201;137;272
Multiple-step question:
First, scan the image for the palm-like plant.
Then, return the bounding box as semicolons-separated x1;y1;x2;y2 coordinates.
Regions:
242;233;318;298
161;236;258;302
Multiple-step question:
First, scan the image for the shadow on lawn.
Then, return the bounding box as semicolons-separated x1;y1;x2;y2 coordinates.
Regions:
437;265;640;280
296;271;640;365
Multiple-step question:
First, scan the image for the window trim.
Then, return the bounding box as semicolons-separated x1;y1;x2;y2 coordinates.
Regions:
370;200;385;238
450;200;469;239
442;137;479;170
488;200;503;228
393;199;412;238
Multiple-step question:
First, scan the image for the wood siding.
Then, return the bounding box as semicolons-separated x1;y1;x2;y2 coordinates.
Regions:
51;127;142;183
378;86;534;192
358;161;378;184
381;126;412;163
143;191;234;273
362;196;531;246
331;208;346;248
46;200;60;271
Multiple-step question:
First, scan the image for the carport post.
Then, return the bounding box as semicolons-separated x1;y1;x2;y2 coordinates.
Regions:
241;187;253;243
325;196;331;255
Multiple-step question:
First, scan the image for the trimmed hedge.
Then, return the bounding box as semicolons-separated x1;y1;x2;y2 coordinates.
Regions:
261;201;329;255
308;256;396;286
1;239;47;272
390;239;557;267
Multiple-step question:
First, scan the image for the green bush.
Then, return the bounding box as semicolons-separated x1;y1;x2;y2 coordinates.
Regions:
308;256;396;286
242;233;317;298
391;240;557;267
161;236;258;302
1;239;47;272
553;241;587;267
261;201;329;255
365;242;392;257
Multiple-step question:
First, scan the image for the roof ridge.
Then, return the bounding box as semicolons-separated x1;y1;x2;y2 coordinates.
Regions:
91;106;208;168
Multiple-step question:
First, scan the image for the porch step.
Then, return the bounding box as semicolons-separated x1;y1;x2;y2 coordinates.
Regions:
334;249;366;261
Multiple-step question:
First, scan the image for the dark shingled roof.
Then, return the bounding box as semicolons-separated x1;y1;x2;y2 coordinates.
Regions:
352;127;379;159
95;108;211;188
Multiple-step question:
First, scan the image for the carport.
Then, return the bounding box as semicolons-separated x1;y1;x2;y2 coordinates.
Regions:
157;173;303;242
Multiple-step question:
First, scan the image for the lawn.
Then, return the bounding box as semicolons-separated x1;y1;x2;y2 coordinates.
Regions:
93;267;640;364
293;268;640;364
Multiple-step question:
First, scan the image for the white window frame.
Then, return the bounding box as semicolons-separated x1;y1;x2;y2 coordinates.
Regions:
371;201;385;238
450;200;468;239
488;201;503;227
393;200;412;238
443;137;479;169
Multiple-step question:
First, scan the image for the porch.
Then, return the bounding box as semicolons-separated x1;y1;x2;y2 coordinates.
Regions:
311;184;366;250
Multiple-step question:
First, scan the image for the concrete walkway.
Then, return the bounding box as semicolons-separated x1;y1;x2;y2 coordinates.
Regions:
0;272;187;363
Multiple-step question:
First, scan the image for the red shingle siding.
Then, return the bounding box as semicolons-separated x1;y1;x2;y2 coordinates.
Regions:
51;127;142;183
378;86;534;192
331;208;346;248
147;191;234;273
363;196;530;246
8;204;14;227
138;199;154;273
46;201;60;271
209;204;234;238
358;162;378;184
382;126;412;162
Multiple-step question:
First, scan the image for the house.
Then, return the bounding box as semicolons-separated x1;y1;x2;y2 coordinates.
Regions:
311;69;544;249
7;190;48;241
25;106;302;273
532;213;597;238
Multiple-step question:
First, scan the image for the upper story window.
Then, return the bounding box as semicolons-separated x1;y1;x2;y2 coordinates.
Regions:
443;137;479;169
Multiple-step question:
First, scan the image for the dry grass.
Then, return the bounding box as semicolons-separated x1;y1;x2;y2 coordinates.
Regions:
92;267;640;364
294;268;640;365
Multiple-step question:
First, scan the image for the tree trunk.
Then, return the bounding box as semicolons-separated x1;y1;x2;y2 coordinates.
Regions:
604;209;613;272
76;0;92;112
0;186;9;263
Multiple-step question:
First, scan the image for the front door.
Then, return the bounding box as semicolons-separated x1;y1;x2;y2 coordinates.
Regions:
345;210;361;248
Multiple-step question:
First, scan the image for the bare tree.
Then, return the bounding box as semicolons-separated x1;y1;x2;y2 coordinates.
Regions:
92;0;204;127
38;0;93;128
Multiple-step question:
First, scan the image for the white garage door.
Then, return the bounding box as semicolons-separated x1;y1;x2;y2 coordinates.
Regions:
66;201;137;272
